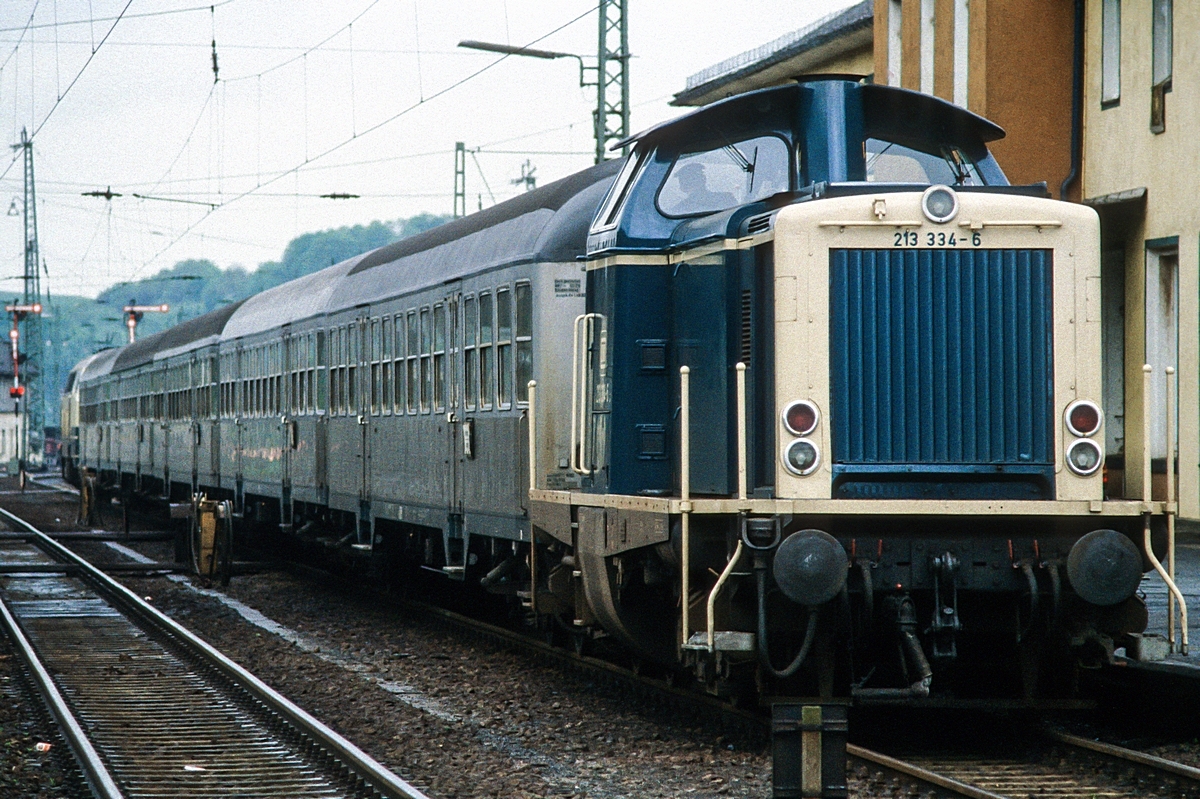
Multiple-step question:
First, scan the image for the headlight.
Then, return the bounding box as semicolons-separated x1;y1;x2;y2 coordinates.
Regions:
783;438;820;476
782;400;819;436
921;185;959;223
1066;438;1102;476
1065;400;1102;437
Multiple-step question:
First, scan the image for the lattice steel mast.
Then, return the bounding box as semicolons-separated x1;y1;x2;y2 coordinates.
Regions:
595;0;630;163
13;129;43;469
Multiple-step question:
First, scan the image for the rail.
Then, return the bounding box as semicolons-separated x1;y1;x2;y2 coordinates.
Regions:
0;591;125;799
0;505;430;799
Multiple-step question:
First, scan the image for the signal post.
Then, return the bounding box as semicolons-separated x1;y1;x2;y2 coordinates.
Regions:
5;302;41;489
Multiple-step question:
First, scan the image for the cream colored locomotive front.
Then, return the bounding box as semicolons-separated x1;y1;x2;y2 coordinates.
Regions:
773;190;1104;507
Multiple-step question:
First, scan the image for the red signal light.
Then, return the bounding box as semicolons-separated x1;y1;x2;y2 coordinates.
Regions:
1066;401;1101;437
9;386;23;398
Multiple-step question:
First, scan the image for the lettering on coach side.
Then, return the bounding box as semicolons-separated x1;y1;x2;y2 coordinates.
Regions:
554;278;583;298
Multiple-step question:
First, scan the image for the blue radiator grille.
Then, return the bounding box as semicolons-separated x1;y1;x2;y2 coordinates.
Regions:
830;248;1053;466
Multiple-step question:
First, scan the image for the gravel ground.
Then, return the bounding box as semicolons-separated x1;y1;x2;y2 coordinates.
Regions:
0;635;77;798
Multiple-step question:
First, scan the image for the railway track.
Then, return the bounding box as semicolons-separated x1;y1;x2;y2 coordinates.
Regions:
0;505;428;799
328;573;1200;799
9;483;1200;799
850;727;1200;799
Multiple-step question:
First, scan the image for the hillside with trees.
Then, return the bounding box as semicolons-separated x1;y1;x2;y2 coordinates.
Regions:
43;213;450;423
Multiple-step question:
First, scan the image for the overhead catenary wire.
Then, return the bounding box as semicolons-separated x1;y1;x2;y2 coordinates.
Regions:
138;3;601;270
0;1;236;34
222;0;382;83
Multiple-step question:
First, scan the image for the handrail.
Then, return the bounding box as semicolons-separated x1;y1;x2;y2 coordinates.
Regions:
708;540;744;651
570;314;602;475
680;366;691;647
570;314;585;474
1142;364;1189;655
1166;366;1187;653
736;362;748;501
527;380;537;494
528;379;538;618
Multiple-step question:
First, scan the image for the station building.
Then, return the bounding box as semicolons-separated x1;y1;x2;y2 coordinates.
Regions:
675;0;1196;517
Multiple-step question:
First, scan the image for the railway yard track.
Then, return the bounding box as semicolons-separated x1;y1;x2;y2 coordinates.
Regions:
0;502;428;799
2;481;1200;798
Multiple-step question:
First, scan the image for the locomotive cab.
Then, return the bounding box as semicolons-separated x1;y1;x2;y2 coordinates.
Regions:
530;77;1157;703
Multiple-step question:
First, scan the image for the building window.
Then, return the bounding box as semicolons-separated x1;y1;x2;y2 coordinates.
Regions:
1145;239;1177;470
919;0;934;94
1151;0;1171;131
1152;0;1172;89
1101;0;1120;106
953;0;969;107
887;0;902;86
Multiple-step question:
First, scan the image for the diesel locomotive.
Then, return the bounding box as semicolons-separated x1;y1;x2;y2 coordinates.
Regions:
64;78;1162;704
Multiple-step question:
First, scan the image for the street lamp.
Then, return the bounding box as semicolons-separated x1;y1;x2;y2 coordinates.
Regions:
459;39;611;164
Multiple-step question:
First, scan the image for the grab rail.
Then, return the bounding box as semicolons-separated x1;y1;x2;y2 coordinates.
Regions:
1142;364;1188;655
570;314;604;475
680;366;691;647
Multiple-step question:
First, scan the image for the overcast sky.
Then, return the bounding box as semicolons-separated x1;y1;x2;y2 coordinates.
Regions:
0;0;858;299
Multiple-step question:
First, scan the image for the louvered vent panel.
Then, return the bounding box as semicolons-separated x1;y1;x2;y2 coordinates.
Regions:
829;248;1054;465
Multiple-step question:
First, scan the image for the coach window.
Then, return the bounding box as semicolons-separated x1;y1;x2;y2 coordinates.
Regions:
273;344;279;415
381;315;392;414
496;288;513;407
406;311;419;413
479;292;494;409
349;323;360;412
257;348;265;416
463;295;478;411
297;335;307;413
515;282;532;404
368;318;379;414
448;297;459;410
328;329;338;414
332;329;340;414
418;307;432;412
315;330;326;412
392;315;404;413
433;303;447;412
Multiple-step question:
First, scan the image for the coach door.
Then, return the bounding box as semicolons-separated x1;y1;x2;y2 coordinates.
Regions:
209;355;220;487
356;314;371;519
280;329;294;525
445;287;464;521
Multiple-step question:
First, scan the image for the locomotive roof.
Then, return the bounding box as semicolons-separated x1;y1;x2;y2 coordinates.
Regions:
616;79;1004;150
77;347;120;382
